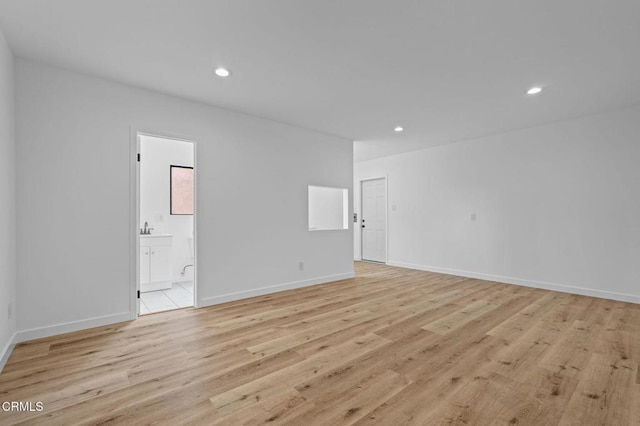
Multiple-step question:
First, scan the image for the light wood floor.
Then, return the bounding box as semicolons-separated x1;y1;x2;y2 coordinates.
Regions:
1;262;639;425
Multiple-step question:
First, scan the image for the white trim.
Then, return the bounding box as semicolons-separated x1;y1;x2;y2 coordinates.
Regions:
0;332;17;373
13;312;132;344
200;272;355;307
192;140;199;308
130;128;199;318
388;261;640;305
359;175;388;264
129;127;138;320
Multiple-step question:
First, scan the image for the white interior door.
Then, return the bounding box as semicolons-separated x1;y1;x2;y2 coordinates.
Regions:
361;178;387;262
135;136;141;316
133;132;197;318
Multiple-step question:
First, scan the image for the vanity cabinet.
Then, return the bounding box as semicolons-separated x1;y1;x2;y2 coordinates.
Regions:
140;235;173;292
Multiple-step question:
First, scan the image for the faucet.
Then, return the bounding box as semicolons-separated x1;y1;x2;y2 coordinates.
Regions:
141;222;154;235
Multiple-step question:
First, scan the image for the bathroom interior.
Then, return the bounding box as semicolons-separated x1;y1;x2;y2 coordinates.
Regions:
139;134;195;314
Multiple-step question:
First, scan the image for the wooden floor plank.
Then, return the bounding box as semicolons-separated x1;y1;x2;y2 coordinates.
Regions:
558;353;637;426
0;261;638;425
422;298;500;334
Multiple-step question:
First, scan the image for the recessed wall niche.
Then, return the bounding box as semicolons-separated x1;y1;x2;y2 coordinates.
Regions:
308;185;348;231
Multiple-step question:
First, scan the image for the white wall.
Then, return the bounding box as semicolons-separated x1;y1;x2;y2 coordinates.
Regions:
140;135;194;282
355;106;640;303
0;25;16;368
15;59;353;340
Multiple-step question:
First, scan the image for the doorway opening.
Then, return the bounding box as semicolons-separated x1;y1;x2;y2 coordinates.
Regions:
360;177;387;263
135;134;196;315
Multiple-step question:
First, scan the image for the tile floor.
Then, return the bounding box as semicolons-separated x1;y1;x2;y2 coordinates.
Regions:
140;281;194;314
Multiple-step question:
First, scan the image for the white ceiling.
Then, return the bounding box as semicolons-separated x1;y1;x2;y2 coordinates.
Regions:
1;0;639;161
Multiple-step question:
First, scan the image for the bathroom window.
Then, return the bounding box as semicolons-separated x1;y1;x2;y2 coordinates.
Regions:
170;165;194;215
308;185;349;231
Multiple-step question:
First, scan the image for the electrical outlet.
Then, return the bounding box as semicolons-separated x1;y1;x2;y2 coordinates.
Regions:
470;213;477;221
298;261;304;271
8;302;11;319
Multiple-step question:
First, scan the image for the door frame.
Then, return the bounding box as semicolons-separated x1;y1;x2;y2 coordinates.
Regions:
129;127;199;319
359;176;388;264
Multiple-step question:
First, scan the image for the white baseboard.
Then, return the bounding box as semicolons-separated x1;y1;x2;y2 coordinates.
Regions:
14;312;132;344
387;261;640;305
199;272;355;307
0;332;17;373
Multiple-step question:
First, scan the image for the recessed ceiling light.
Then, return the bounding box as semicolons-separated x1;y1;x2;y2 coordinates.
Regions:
526;86;542;95
394;126;404;132
214;67;230;77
